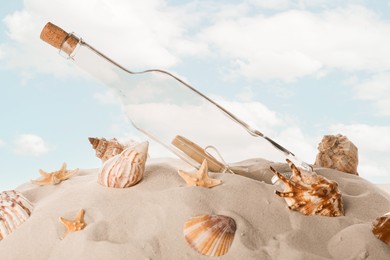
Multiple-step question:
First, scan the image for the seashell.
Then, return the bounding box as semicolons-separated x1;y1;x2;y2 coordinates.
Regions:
98;141;149;188
183;214;236;257
0;190;33;240
315;134;358;175
89;137;134;162
372;212;390;245
270;159;344;217
0;190;33;215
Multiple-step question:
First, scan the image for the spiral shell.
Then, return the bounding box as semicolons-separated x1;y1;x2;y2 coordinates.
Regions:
98;141;149;188
372;212;390;245
0;190;33;240
89;137;130;162
183;214;236;257
271;159;344;217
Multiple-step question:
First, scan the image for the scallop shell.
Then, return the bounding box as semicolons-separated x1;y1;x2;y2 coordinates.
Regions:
271;159;344;217
183;214;236;257
97;141;149;188
0;190;33;240
372;212;390;245
89;137;130;162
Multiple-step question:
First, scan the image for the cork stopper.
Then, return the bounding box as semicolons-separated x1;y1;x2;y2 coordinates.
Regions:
40;22;79;56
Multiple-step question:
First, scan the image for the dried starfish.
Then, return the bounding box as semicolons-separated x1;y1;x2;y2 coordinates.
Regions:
178;159;222;188
59;209;86;239
31;162;79;186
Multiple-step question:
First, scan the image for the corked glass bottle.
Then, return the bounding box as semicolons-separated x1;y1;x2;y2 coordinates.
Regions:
40;22;311;176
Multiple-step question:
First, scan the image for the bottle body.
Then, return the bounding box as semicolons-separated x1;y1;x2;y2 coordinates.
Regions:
40;22;311;173
71;41;282;167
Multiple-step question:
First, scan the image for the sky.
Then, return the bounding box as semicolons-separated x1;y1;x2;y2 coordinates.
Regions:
0;0;390;191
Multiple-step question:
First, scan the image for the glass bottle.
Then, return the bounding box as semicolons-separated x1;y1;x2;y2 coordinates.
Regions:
40;22;312;176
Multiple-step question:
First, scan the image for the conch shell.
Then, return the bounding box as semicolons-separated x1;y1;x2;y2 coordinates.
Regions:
98;141;149;188
372;212;390;245
89;137;131;162
271;159;344;217
0;190;33;240
183;214;236;257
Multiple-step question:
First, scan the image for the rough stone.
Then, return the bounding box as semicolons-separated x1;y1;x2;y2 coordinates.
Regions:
315;134;359;175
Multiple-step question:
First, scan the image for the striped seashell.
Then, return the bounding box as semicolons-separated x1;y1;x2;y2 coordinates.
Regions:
89;137;133;162
183;214;236;257
97;141;149;188
271;159;344;217
372;211;390;245
0;190;33;240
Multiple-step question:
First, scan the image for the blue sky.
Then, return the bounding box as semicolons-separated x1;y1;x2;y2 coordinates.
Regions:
1;0;390;190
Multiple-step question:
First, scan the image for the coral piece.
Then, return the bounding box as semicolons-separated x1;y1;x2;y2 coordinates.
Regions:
315;134;358;175
98;141;149;188
0;190;33;240
372;212;390;245
59;209;86;239
31;162;79;186
178;159;222;188
271;159;344;217
183;214;236;257
89;137;134;162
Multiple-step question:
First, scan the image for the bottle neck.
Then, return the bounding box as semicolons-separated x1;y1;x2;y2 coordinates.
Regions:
59;33;80;57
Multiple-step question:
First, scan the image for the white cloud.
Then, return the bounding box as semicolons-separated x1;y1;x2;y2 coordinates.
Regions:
199;5;390;81
13;134;50;156
93;89;120;105
249;0;291;10
329;124;390;182
0;139;5;147
4;1;390;84
354;73;390;116
0;0;207;80
0;46;4;59
3;1;390;100
249;0;368;10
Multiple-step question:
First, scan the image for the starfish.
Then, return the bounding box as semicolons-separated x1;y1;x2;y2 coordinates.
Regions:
59;209;86;239
31;162;79;186
178;159;222;188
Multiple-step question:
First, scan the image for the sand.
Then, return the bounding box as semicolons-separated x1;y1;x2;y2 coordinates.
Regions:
377;184;390;195
0;157;389;259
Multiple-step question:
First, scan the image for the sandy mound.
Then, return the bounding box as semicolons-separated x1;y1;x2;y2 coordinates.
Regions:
0;158;389;259
377;184;390;195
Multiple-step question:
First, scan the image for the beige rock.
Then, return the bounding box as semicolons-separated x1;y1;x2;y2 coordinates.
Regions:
315;134;358;175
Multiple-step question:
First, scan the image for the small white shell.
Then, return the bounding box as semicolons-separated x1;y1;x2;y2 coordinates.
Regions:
183;214;236;257
97;141;149;188
0;190;33;240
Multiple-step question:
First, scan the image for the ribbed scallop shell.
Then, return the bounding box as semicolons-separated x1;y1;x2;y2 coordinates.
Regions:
183;214;236;257
271;159;344;217
0;190;33;240
89;137;132;162
97;141;149;188
372;212;390;245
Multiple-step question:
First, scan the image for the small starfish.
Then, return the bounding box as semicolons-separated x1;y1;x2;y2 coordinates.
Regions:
178;159;222;188
31;162;79;186
59;209;86;239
